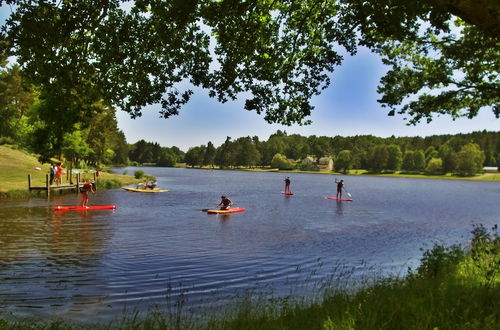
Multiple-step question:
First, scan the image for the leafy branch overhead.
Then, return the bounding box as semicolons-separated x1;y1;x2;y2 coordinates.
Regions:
1;0;498;126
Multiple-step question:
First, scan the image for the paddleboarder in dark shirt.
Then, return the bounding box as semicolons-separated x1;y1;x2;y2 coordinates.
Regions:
335;178;344;199
218;195;233;210
284;177;291;193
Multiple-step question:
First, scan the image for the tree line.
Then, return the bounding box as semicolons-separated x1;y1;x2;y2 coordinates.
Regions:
129;130;500;176
0;62;128;167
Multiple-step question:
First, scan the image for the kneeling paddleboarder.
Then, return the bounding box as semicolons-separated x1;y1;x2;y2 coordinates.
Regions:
218;195;233;210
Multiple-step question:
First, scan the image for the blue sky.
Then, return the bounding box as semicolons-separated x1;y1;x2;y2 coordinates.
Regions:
117;46;498;151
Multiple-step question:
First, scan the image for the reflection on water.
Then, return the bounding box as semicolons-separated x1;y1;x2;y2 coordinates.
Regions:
0;167;498;322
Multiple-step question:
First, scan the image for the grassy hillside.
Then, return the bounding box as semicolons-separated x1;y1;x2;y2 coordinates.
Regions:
0;145;137;194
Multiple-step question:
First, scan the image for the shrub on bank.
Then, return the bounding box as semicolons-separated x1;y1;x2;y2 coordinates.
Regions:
95;178;122;189
134;170;145;179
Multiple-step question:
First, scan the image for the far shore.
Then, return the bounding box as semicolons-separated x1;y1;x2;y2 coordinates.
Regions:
177;164;500;182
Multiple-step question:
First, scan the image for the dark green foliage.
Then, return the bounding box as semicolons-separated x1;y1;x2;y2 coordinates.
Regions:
185;145;206;168
158;149;177;167
386;144;403;171
369;144;388;172
0;63;129;165
455;143;486;176
203;141;216;167
271;153;293;170
334;150;353;173
134;170;145;179
469;224;500;284
2;0;497;128
173;130;497;174
416;244;464;278
128;140;184;166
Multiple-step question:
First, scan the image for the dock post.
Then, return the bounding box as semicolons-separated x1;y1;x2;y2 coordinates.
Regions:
76;173;80;194
93;172;97;191
46;174;50;197
28;174;31;190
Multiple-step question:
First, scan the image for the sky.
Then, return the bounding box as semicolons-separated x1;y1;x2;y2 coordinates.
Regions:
117;46;498;151
1;6;497;152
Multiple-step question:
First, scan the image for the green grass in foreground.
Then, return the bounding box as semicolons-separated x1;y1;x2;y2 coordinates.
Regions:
1;225;498;329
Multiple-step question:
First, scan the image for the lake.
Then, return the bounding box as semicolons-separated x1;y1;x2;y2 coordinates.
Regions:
0;167;498;322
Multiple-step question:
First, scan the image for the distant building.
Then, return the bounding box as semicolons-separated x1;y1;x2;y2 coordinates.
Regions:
318;157;334;171
483;166;499;173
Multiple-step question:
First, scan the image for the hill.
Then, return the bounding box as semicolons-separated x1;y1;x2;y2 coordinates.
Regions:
0;145;136;194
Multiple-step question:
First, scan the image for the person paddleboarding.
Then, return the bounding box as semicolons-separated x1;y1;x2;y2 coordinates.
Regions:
218;195;233;210
335;178;345;200
284;176;291;193
81;180;95;207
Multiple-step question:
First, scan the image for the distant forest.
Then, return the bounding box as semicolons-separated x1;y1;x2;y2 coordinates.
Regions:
128;130;500;176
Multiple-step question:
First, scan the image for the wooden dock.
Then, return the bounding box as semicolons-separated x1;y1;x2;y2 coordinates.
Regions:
28;173;97;197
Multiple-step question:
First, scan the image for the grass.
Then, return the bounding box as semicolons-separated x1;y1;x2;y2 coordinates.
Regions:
0;145;139;197
1;225;498;329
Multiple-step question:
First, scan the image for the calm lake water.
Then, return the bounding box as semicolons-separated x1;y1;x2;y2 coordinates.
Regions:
1;167;499;322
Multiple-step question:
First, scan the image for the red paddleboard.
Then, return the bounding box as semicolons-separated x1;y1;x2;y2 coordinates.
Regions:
53;205;117;211
326;196;353;202
281;191;294;195
206;207;246;214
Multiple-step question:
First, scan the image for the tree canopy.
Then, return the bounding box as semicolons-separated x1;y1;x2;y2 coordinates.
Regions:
0;0;498;127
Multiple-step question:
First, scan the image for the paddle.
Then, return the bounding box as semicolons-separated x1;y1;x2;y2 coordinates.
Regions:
344;188;352;198
201;206;217;212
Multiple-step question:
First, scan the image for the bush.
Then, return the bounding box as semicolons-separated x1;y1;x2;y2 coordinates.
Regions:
425;157;443;174
416;244;464;278
144;174;157;182
0;136;15;145
96;179;122;189
134;170;145;179
271;153;293;170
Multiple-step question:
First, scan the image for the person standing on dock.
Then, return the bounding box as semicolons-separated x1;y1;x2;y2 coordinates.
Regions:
81;180;95;207
55;162;63;185
49;163;56;185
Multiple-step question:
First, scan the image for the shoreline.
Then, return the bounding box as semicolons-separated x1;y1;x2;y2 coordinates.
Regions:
180;165;500;182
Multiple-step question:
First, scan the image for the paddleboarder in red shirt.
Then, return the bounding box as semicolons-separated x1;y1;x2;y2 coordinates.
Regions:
81;180;95;207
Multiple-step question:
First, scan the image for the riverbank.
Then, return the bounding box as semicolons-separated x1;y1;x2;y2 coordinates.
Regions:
0;145;138;198
2;225;498;329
